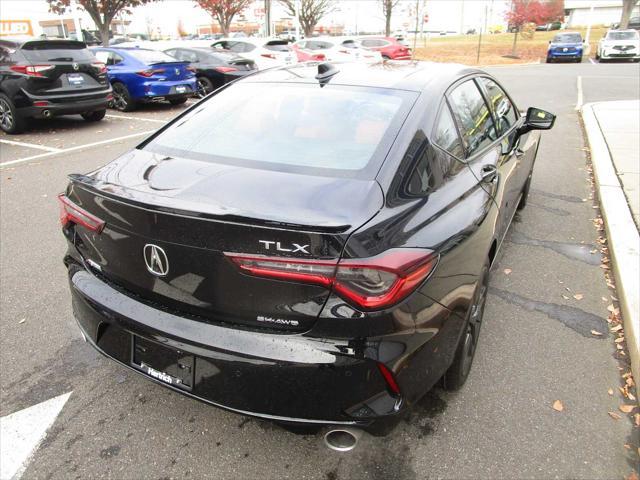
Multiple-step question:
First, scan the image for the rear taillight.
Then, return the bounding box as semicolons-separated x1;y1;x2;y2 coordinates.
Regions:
58;194;105;233
92;61;107;74
215;66;238;73
312;53;326;61
225;248;437;310
136;68;165;77
261;53;276;59
10;64;54;77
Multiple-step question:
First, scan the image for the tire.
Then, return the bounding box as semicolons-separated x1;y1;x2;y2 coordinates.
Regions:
81;109;106;122
169;97;188;105
517;171;532;210
576;56;583;63
546;56;553;63
0;93;26;134
195;76;214;98
111;82;136;112
443;260;489;391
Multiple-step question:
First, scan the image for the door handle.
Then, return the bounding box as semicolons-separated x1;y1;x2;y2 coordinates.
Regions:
480;164;497;183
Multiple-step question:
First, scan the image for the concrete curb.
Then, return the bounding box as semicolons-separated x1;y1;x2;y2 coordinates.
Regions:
582;102;640;388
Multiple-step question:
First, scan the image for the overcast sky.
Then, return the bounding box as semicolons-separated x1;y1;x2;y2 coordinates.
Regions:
1;0;510;36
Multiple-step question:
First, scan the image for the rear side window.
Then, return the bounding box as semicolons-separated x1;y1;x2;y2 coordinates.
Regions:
448;79;497;157
228;42;255;53
144;83;415;178
433;104;464;158
21;42;94;62
477;77;519;135
264;41;291;52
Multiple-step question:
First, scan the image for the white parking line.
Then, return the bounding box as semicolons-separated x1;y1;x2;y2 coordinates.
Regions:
589;58;597;64
105;114;168;124
0;139;61;153
575;75;583;111
0;130;155;168
0;392;72;480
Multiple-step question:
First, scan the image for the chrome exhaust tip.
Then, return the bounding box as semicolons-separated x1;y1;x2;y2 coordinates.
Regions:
42;109;52;118
323;428;361;452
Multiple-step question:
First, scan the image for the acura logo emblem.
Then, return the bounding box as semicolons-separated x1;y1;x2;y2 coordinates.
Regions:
72;62;79;71
175;68;180;75
143;244;169;276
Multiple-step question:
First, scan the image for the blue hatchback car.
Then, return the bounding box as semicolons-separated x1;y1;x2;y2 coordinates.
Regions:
546;32;584;63
91;47;197;111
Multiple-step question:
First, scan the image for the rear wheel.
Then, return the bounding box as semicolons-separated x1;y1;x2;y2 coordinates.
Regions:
169;97;188;105
546;56;553;63
575;56;583;63
81;109;106;122
196;76;214;98
0;93;25;134
111;82;136;112
443;260;489;391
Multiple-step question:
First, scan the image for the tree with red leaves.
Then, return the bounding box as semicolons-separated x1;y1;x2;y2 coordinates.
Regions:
47;0;157;46
505;0;564;56
196;0;253;37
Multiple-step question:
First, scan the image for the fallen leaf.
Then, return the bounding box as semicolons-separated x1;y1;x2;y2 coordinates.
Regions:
590;330;603;336
608;411;621;420
562;294;570;300
624;444;631;449
625;471;639;480
615;337;625;343
634;413;640;427
611;325;623;332
628;392;636;401
18;318;25;324
552;400;564;412
608;388;613;395
503;268;512;275
573;294;583;300
619;404;635;413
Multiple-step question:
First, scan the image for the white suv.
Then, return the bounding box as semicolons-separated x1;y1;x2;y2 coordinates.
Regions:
294;37;382;63
210;38;297;70
597;30;640;62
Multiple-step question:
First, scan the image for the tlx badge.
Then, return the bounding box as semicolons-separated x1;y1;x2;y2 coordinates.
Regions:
258;240;310;254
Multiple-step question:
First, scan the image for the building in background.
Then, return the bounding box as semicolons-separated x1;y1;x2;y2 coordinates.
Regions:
564;0;640;27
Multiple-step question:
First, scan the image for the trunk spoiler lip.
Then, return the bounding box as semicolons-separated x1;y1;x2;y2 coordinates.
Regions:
67;173;354;234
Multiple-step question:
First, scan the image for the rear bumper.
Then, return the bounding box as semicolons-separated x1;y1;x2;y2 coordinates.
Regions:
601;51;640;59
548;50;582;59
136;78;197;100
19;88;111;117
68;266;406;434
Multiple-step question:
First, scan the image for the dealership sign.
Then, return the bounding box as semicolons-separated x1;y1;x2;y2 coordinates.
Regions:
0;20;33;37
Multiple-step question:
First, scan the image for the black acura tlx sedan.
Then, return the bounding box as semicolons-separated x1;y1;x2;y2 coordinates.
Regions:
60;61;555;438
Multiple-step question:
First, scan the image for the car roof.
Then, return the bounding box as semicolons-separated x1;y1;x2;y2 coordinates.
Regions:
1;38;86;48
607;29;638;34
213;37;282;45
240;61;481;92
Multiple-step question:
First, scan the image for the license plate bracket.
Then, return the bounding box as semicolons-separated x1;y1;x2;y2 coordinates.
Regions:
175;85;187;93
132;336;194;390
67;73;84;86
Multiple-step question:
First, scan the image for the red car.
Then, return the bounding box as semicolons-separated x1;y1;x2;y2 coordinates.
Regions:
358;37;411;60
291;44;326;62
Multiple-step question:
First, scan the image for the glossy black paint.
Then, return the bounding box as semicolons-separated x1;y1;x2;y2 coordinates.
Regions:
0;39;111;120
163;47;256;94
61;62;550;435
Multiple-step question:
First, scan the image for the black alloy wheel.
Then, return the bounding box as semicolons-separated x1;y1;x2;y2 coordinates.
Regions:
196;76;214;98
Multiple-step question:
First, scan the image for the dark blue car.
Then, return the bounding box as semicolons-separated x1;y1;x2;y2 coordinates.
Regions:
91;47;197;111
546;32;584;63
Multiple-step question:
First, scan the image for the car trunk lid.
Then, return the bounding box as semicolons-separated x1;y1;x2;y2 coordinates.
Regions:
65;149;383;332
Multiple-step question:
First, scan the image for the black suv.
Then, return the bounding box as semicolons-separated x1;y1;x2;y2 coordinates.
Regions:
0;39;112;134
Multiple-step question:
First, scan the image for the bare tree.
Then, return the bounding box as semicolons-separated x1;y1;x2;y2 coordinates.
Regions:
47;0;156;46
619;0;636;29
196;0;253;37
280;0;335;37
381;0;400;37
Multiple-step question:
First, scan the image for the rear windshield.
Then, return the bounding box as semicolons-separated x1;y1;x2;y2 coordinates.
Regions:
607;31;638;40
21;41;94;62
127;49;179;64
144;83;415;178
553;33;582;43
264;41;291;51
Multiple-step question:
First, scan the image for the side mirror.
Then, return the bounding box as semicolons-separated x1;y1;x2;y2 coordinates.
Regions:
519;107;556;134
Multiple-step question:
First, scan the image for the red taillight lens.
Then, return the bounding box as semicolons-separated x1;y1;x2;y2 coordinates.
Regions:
93;61;107;74
214;66;238;73
136;68;165;77
57;194;105;233
225;248;437;310
312;53;326;61
10;64;54;76
261;53;276;59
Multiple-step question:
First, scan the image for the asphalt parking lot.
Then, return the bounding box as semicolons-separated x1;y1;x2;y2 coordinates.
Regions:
1;63;639;480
